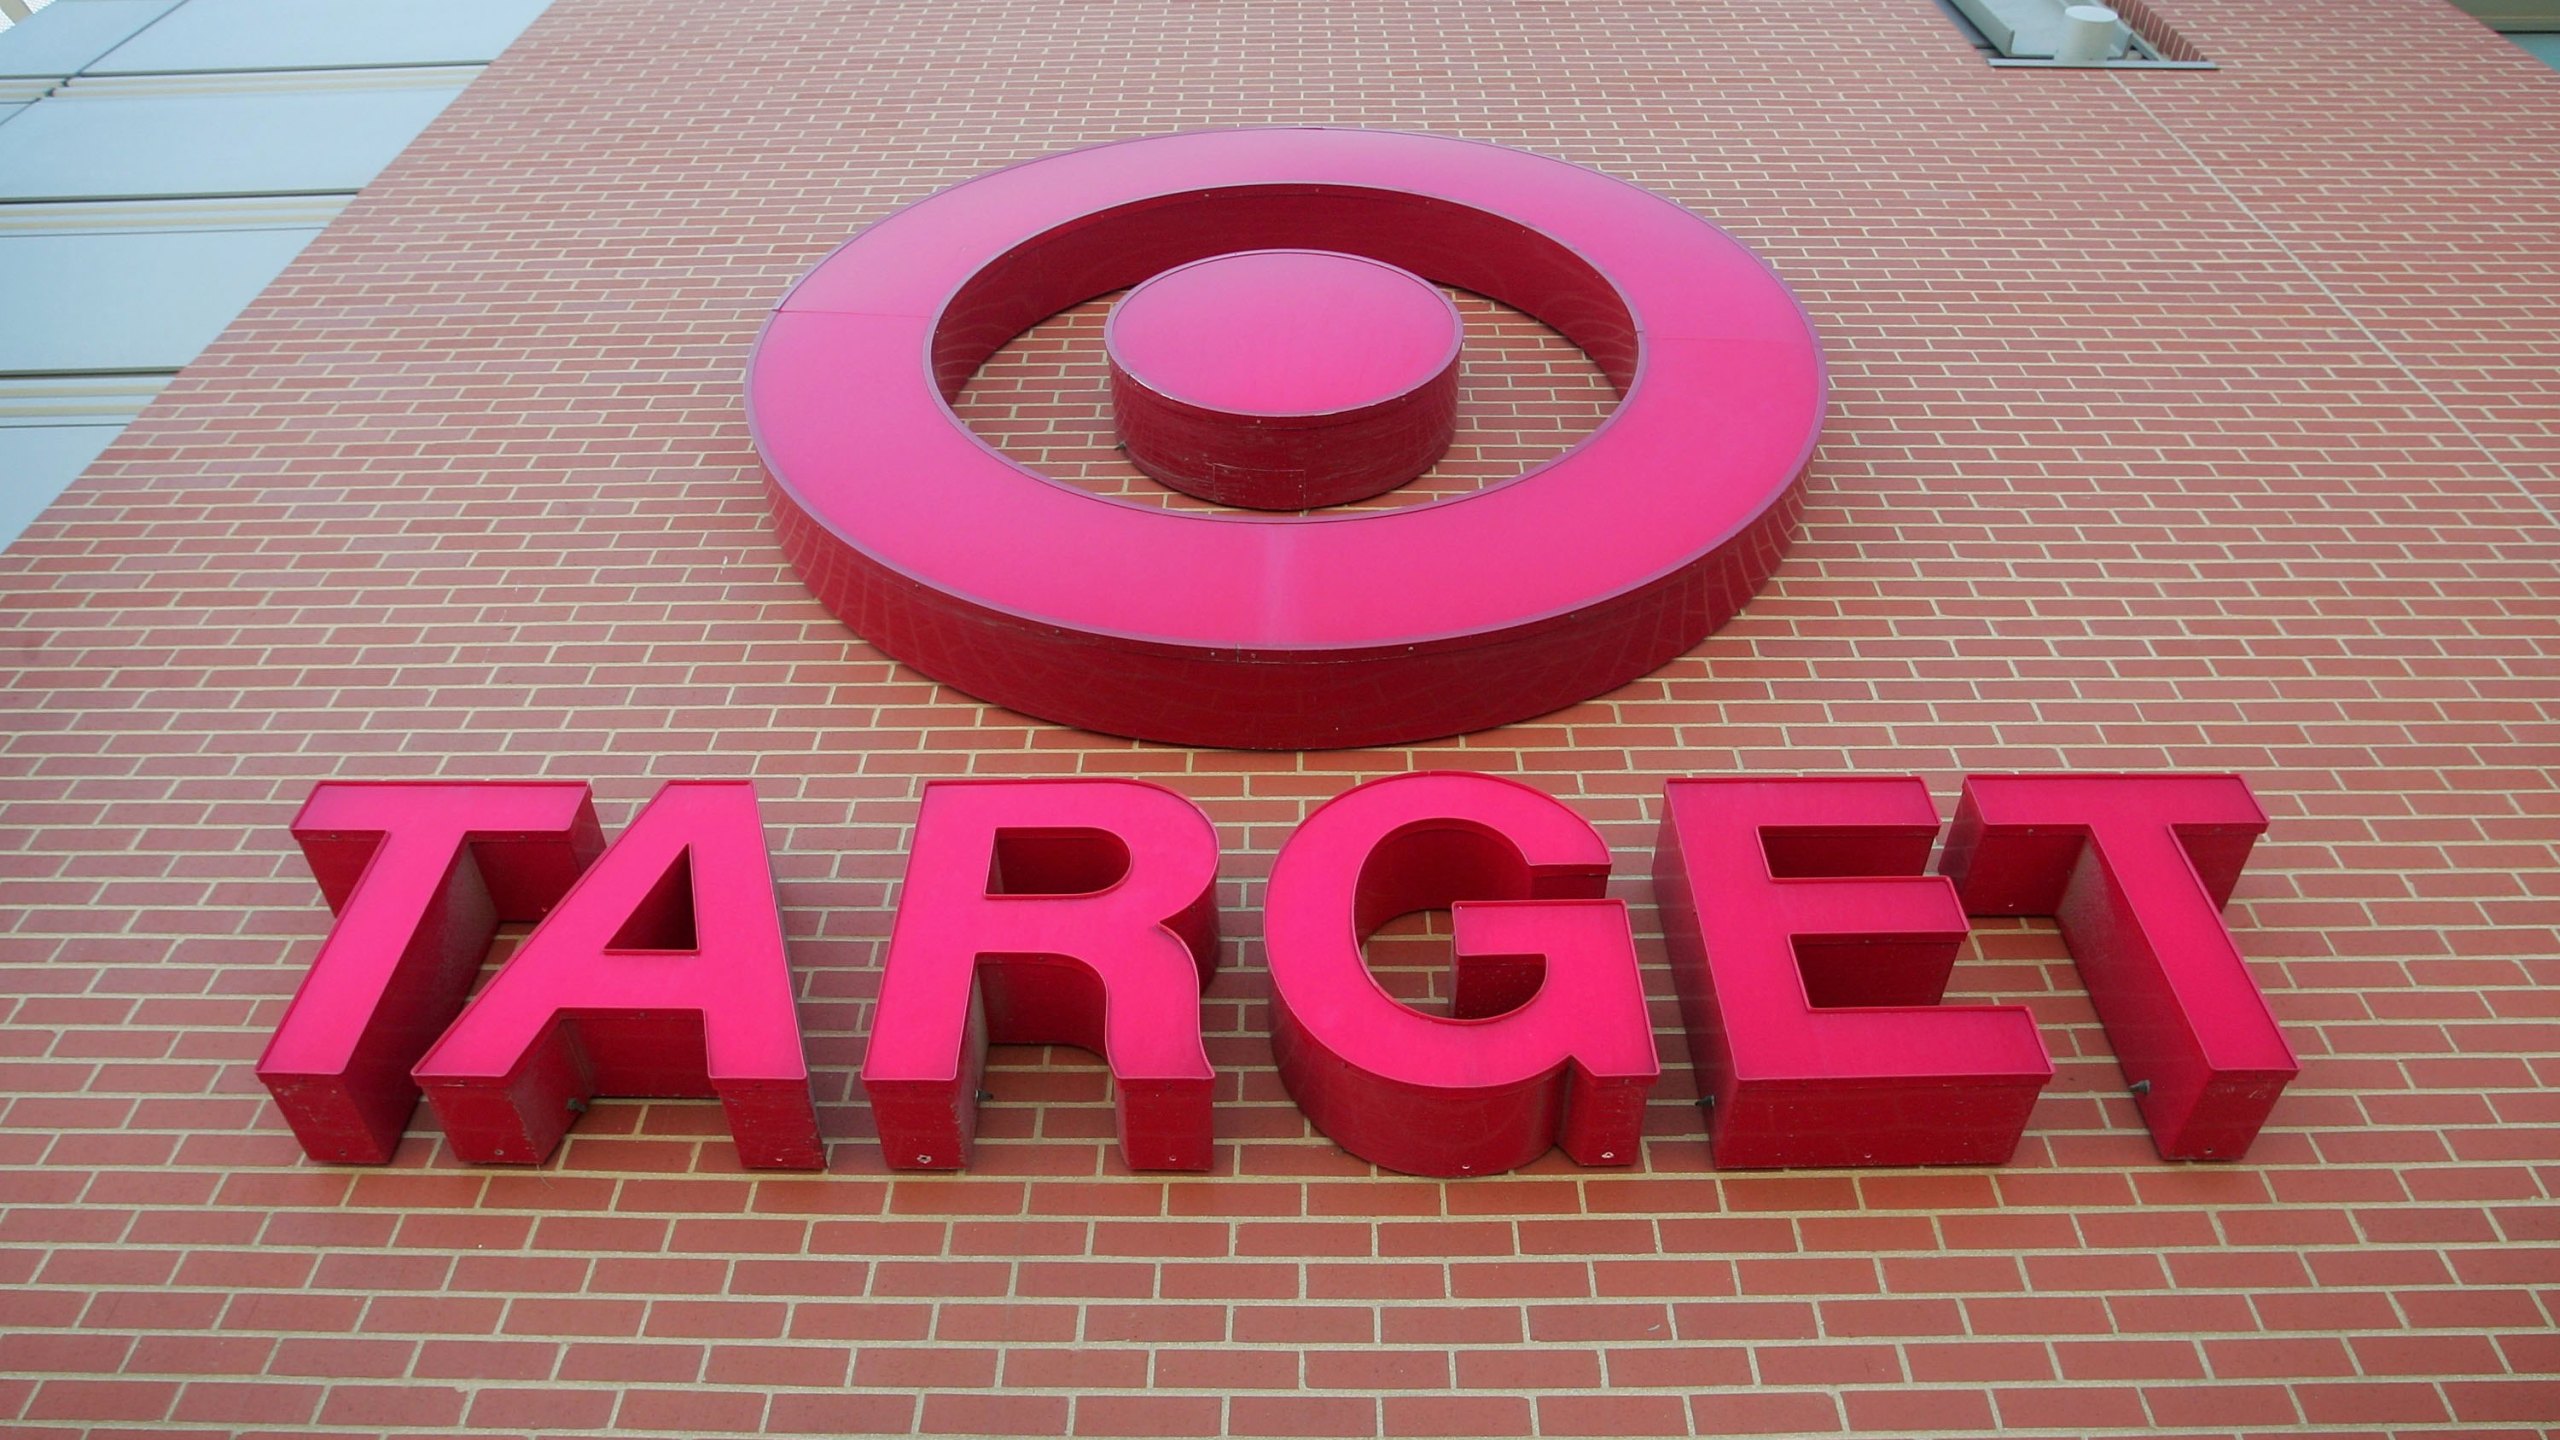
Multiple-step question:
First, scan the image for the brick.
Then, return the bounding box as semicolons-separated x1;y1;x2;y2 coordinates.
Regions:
27;1379;178;1423
1083;1304;1228;1344
1881;1254;2025;1294
1736;1256;1882;1297
2296;1379;2454;1425
264;1337;412;1379
1994;1385;2148;1430
1602;1343;1754;1388
1006;1343;1150;1388
933;1302;1080;1344
1306;1263;1447;1302
1378;1395;1531;1437
1226;1395;1378;1437
2054;1339;2206;1382
1673;1299;1818;1343
852;1345;999;1388
1525;1302;1671;1342
2251;1289;2402;1333
922;1393;1073;1435
1454;1347;1600;1390
1379;1306;1521;1345
1689;1390;1846;1435
1590;1257;1738;1298
485;1296;637;1339
2140;1383;2301;1428
1301;1347;1448;1389
1905;1340;2054;1383
1446;1260;1590;1299
315;1383;468;1428
465;1386;619;1430
1152;1346;1298;1391
2402;1289;2549;1330
557;1341;704;1382
1071;1393;1228;1437
409;1338;558;1381
1963;1295;2116;1337
2444;1379;2560;1424
2204;1336;2357;1379
1535;1393;1690;1436
0;1333;130;1376
2111;1292;2260;1335
1842;1386;1997;1433
614;1385;768;1432
1755;1342;1903;1386
1231;1305;1375;1344
766;1393;918;1435
1818;1297;1967;1337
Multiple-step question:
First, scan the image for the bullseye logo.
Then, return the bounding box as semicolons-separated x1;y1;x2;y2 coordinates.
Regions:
745;128;1826;749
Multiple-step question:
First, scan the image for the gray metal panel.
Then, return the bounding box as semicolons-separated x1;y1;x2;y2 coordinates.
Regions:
90;0;549;74
0;85;463;199
0;374;166;424
1947;0;2021;52
0;226;321;372
0;194;349;235
2452;0;2560;27
1947;0;2124;58
0;0;180;80
2516;32;2560;66
0;424;121;543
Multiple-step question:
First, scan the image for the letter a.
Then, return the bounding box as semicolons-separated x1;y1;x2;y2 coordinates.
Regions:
411;781;822;1169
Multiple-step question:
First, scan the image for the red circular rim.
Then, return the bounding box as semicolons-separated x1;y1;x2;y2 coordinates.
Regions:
745;128;1825;746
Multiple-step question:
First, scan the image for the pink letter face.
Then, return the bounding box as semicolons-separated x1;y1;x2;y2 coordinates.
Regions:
259;783;604;1163
861;780;1222;1172
1262;773;1658;1177
410;782;822;1170
1941;774;2296;1161
1654;778;2053;1169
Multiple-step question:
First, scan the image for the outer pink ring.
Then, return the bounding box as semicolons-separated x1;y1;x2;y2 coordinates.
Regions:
746;127;1825;750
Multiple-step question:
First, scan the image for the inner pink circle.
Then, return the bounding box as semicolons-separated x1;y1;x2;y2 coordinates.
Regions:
1105;249;1462;417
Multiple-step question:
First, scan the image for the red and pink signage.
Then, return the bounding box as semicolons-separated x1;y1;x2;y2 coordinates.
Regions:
260;136;2299;1179
261;772;2295;1176
745;127;1825;750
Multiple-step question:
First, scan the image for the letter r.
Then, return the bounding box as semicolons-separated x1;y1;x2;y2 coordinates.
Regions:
861;780;1222;1171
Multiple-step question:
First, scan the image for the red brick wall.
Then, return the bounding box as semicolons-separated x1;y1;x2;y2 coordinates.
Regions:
4;0;2557;1435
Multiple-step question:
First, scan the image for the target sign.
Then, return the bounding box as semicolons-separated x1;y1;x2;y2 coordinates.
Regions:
746;128;1825;750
